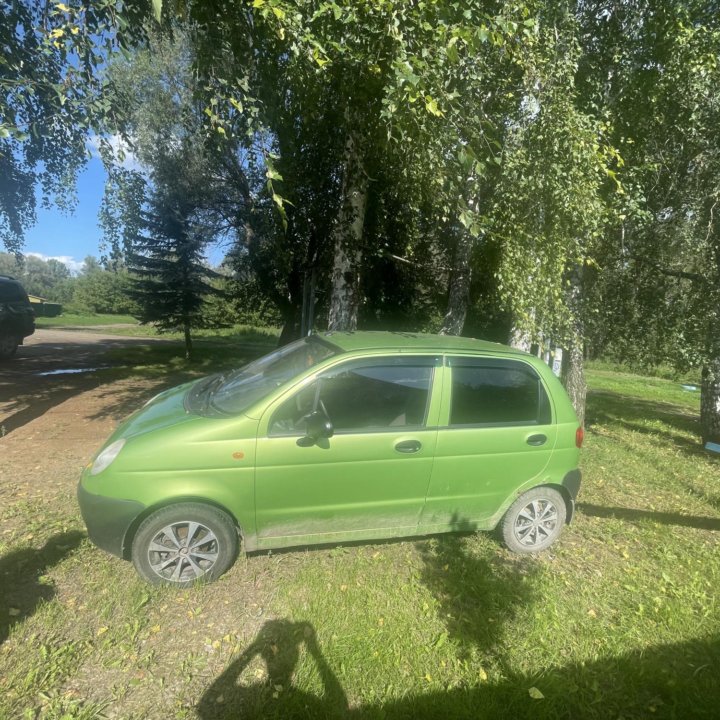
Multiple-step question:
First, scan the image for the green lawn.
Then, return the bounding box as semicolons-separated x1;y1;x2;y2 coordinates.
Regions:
34;312;281;345
34;312;139;327
1;358;718;719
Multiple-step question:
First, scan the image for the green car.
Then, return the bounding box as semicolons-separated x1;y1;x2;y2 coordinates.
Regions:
78;332;582;587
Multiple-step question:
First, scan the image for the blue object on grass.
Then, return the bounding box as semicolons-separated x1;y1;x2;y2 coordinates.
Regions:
705;442;720;454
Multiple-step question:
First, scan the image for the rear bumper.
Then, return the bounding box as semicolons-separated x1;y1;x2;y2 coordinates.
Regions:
77;483;145;559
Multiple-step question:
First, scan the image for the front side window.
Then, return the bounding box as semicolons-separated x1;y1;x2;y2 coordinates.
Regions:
449;358;551;427
269;358;435;435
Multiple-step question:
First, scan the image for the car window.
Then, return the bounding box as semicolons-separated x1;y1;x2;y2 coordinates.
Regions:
269;358;435;435
448;358;551;426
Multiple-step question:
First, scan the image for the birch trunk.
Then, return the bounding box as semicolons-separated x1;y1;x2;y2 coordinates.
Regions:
328;131;368;332
701;358;720;445
439;233;472;336
562;337;586;426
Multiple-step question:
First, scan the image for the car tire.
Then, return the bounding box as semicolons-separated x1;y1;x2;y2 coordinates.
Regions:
500;487;566;554
131;503;239;587
0;334;18;360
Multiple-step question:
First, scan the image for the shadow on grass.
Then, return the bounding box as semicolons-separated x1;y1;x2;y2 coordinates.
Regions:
196;601;720;719
578;503;720;531
0;531;84;645
417;532;539;661
352;634;720;719
197;619;348;720
586;389;702;455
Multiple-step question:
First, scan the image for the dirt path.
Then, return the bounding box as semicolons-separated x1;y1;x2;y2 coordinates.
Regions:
0;328;167;438
0;329;173;537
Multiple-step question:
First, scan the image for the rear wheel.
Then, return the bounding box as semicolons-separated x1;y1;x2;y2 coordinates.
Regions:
131;503;239;587
500;487;566;554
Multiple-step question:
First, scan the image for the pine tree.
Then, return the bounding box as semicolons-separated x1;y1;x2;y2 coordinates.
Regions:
128;189;221;360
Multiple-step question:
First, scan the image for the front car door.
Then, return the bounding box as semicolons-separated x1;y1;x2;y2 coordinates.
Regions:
254;355;442;549
420;355;557;532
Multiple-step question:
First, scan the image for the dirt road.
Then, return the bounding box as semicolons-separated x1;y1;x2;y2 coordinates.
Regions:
0;328;167;438
0;329;174;537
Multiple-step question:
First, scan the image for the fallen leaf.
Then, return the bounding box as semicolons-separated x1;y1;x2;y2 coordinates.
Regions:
478;668;488;681
96;626;108;636
529;687;544;699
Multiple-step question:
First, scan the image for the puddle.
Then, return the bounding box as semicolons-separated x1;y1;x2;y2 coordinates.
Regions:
36;367;105;376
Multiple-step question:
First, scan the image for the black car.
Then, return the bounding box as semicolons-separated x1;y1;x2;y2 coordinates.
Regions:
0;275;35;359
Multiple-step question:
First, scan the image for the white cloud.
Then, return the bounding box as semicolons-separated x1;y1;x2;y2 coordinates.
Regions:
87;133;143;172
26;252;85;274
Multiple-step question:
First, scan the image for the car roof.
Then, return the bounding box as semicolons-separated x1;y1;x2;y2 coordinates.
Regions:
318;331;529;357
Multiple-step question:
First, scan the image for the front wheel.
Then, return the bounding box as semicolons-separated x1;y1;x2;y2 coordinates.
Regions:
131;503;239;587
500;487;566;554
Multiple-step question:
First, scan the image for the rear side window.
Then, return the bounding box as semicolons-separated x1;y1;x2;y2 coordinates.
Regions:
448;357;551;426
0;280;27;302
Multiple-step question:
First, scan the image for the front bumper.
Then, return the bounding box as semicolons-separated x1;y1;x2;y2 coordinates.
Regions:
77;483;145;559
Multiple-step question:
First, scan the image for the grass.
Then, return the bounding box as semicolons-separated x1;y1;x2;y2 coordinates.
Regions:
1;359;719;719
34;312;139;327
34;311;281;343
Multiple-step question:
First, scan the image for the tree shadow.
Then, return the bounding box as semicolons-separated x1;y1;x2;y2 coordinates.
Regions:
416;531;540;663
0;335;169;436
578;503;720;531
0;531;85;645
352;634;720;719
197;619;348;720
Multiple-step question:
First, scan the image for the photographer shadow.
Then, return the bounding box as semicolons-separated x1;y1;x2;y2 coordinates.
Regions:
197;619;348;720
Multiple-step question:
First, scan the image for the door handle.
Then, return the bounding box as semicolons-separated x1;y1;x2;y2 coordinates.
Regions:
395;440;422;454
526;434;547;446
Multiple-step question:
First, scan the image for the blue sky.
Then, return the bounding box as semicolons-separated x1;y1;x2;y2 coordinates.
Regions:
24;155;107;273
22;145;228;272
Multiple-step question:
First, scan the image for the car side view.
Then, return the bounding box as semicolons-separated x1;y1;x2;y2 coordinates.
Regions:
78;332;583;587
0;275;35;360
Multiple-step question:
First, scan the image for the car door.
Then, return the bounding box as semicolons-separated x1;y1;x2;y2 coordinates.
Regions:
419;356;557;531
254;355;442;546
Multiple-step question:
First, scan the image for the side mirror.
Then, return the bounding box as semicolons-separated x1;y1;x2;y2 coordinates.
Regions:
297;410;334;446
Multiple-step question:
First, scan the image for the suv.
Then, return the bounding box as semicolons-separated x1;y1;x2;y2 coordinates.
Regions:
78;332;583;587
0;275;35;359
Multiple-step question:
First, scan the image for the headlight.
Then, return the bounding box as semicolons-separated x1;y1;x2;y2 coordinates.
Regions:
90;438;126;476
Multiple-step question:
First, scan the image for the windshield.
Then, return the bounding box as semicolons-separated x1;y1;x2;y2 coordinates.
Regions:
208;337;339;415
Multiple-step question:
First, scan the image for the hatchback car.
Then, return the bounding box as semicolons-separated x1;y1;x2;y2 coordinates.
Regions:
78;332;582;586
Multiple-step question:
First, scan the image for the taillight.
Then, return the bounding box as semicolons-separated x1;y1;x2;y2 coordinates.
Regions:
576;426;584;448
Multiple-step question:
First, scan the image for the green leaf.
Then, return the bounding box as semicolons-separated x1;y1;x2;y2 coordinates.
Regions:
528;687;545;700
151;0;162;22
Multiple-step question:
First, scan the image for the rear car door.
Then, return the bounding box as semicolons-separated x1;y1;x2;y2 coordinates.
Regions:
419;356;557;531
